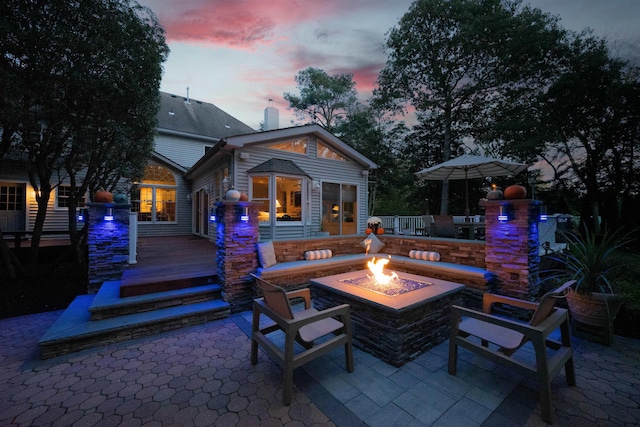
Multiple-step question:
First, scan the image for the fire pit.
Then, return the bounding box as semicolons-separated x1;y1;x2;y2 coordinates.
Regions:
311;258;464;366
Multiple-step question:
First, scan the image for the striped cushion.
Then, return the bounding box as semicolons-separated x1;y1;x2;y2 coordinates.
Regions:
409;250;441;262
304;249;333;260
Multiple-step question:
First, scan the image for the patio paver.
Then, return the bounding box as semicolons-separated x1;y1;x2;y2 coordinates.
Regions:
1;308;639;426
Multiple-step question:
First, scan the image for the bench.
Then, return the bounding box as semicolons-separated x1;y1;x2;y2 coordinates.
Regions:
255;237;495;307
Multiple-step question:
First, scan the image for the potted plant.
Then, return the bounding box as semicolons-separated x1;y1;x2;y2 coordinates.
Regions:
550;226;634;344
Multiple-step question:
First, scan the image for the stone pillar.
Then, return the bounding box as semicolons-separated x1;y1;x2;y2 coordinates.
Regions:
87;202;130;294
216;201;260;312
482;199;542;300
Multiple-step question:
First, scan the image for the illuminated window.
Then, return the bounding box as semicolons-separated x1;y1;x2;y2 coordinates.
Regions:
267;138;307;154
317;142;346;161
132;165;177;223
251;175;303;223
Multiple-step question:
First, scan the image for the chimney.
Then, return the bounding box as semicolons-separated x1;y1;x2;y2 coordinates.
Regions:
263;99;279;130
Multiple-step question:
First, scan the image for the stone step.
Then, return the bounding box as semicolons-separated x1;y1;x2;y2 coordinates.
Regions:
89;281;223;320
119;274;218;297
38;294;230;359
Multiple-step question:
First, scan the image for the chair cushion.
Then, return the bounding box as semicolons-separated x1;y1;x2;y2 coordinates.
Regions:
409;250;441;261
458;317;524;350
257;241;277;268
361;233;385;254
304;249;333;260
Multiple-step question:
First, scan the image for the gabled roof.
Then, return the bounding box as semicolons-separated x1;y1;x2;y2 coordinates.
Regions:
185;123;378;179
157;92;256;140
247;158;311;178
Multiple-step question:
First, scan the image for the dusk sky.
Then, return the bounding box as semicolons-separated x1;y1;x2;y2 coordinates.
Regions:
138;0;640;130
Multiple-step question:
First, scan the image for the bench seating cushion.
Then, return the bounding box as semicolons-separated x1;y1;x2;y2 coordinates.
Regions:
389;255;493;280
257;254;375;280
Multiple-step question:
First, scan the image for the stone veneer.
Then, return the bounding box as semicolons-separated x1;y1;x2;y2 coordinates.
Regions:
482;199;542;300
215;201;260;312
87;202;130;294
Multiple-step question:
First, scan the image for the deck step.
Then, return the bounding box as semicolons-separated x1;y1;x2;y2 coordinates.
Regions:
89;281;223;320
39;294;230;359
119;273;218;297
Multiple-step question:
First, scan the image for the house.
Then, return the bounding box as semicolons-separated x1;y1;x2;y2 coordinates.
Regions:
1;92;377;241
185;124;378;240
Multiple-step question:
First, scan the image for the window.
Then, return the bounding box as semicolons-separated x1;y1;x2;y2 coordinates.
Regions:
267;138;307;154
132;165;177;223
317;142;346;161
0;184;24;211
251;175;304;223
56;185;85;209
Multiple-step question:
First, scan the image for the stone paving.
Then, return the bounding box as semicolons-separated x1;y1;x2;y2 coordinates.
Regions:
1;309;640;426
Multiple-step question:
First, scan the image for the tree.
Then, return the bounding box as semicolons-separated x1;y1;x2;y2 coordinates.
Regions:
0;0;168;275
541;34;640;233
375;0;565;215
284;67;358;132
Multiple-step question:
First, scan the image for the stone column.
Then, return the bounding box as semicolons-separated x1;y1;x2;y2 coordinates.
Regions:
215;201;260;312
87;202;130;294
482;199;542;300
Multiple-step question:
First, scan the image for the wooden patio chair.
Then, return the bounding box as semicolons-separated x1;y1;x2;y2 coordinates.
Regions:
433;215;457;238
448;280;576;424
250;274;354;405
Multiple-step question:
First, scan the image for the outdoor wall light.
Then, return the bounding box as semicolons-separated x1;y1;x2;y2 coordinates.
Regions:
497;204;513;223
77;208;87;222
538;205;548;222
240;206;250;223
104;207;114;221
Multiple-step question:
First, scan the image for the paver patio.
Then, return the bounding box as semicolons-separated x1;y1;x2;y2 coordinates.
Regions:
1;307;639;426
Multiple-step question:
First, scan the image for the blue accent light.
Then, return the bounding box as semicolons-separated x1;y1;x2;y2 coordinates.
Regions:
210;214;216;222
241;214;249;222
104;207;114;221
538;205;548;222
498;204;513;223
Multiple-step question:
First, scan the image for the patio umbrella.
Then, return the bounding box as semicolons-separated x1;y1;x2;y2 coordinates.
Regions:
415;154;528;219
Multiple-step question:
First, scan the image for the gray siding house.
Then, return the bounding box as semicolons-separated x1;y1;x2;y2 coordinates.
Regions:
1;92;377;242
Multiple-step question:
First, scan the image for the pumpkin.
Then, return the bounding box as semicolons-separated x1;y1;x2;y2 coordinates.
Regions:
376;227;384;235
94;190;113;203
504;185;527;200
365;228;373;235
239;193;249;202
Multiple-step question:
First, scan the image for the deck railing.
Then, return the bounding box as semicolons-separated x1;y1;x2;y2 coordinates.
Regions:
377;215;484;235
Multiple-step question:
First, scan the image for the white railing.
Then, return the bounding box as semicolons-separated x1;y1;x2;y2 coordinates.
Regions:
377;215;484;235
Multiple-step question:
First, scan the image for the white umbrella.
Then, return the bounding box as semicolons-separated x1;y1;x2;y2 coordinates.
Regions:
415;154;529;219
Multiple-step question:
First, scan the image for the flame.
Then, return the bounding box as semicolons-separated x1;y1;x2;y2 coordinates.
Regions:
367;257;398;285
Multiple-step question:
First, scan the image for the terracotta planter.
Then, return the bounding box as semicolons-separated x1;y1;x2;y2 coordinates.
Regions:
504;185;527;200
566;289;623;327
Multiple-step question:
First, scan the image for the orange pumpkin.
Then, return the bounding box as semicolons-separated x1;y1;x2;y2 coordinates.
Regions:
365;228;373;235
239;193;249;201
376;227;384;235
94;190;113;203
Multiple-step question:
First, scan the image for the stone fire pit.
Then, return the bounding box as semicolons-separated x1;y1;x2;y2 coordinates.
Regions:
311;270;464;367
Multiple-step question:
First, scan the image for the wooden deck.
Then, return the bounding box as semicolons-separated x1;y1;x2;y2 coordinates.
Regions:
121;235;218;289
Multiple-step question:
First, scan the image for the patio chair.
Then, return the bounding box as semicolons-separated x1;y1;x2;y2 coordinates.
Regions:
448;280;576;424
250;274;354;405
433;215;457;238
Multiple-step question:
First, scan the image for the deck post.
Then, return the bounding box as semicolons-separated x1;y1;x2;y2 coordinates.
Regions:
215;201;260;312
87;202;130;294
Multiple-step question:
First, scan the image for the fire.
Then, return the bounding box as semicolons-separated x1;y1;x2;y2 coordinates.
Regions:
367;257;398;285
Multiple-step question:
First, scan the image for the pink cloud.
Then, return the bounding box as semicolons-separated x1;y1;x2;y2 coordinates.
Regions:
148;0;341;48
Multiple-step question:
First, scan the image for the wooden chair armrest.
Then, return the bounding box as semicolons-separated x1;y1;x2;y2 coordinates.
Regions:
286;288;311;309
451;305;564;339
482;293;538;313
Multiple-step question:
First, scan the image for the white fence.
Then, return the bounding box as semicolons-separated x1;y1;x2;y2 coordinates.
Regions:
377;215;484;235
